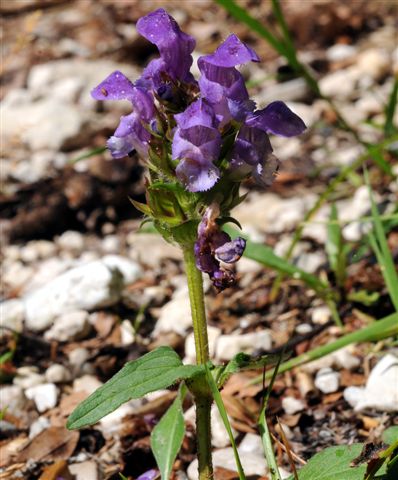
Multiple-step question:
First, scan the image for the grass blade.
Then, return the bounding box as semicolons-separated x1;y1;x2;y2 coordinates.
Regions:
384;77;398;137
250;312;398;384
365;170;398;311
205;364;246;480
258;354;283;480
326;203;347;288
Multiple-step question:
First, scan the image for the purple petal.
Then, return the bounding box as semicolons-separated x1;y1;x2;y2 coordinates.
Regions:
136;469;159;480
91;71;135;101
199;34;259;67
231;126;272;166
245;101;306;137
215;237;246;263
176;158;220;192
108;112;150;158
172;126;221;164
136;8;195;82
174;99;218;129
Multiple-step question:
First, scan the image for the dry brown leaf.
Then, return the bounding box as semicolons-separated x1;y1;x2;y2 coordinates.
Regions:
15;426;79;463
0;436;27;468
38;460;74;480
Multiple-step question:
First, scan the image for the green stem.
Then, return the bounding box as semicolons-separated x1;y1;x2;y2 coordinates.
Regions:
183;244;213;480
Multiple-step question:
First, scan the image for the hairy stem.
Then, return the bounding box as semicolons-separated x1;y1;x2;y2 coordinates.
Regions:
183;244;213;480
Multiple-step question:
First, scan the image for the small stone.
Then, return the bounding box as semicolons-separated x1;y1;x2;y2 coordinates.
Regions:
238;433;264;457
154;286;193;335
57;230;85;254
185;326;221;362
73;375;103;395
68;347;90;367
69;461;99;480
29;416;51;439
319;69;358;100
311;305;331;325
45;364;72;383
100;402;141;436
13;366;45;389
0;385;26;414
356;48;390;81
0;299;25;336
344;354;398;412
282;396;305;415
211;404;238;448
127;233;181;267
295;251;325;274
215;330;272;361
120;319;136;346
45;310;92;342
24;255;141;331
102;235;121;253
25;383;59;412
326;44;357;63
296;323;312;334
314;367;340;394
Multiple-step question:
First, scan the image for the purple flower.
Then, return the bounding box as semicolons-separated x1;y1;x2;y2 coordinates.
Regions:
136;469;159;480
195;204;246;291
245;101;306;137
136;8;196;91
198;34;259;125
172;99;221;192
91;71;155;158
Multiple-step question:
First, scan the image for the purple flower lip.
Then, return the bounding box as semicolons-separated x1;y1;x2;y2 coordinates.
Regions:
215;237;246;263
245;101;307;137
199;34;259;67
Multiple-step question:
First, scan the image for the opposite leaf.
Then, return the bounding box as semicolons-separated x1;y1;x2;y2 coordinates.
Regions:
151;384;186;480
67;346;203;430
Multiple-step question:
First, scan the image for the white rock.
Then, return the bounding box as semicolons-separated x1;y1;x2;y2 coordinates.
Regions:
282;396;305;415
0;385;26;414
68;347;90;367
185;326;221;362
29;416;51;439
45;364;72;383
24;255;141;331
73;375;103;395
45;310;91;342
188;446;268;480
127;233;182;267
69;461;99;480
302;346;360;373
319;69;358;100
3;261;34;291
254;77;309;104
215;330;272;361
311;305;331;325
238;433;264;457
120;319;136;346
25;383;59;412
344;354;398;412
296;251;325;274
211;404;238;448
1;97;87;151
102;235;121;253
100;402;142;436
154;286;192;335
356;48;390;81
326;44;357;62
0;299;25;336
314;367;340;394
57;230;85;253
13;366;45;389
236;257;263;274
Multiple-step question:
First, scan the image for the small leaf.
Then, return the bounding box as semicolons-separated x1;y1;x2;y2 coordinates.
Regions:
382;426;398;446
67;347;203;430
151;385;186;480
293;444;367;480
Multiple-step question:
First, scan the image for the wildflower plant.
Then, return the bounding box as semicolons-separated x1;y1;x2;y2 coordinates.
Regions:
67;9;306;479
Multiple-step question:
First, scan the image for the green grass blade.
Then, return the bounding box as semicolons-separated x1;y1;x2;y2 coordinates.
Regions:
326;203;346;287
205;364;246;480
384;77;398;137
258;354;283;480
365;170;398;311
224;226;331;296
69;146;107;164
250;312;398;384
271;0;295;55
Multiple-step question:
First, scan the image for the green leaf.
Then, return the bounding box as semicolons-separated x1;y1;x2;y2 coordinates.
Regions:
151;385;187;480
292;444;367;480
384;77;398;137
326;203;346;287
382;426;398;446
67;347;203;430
